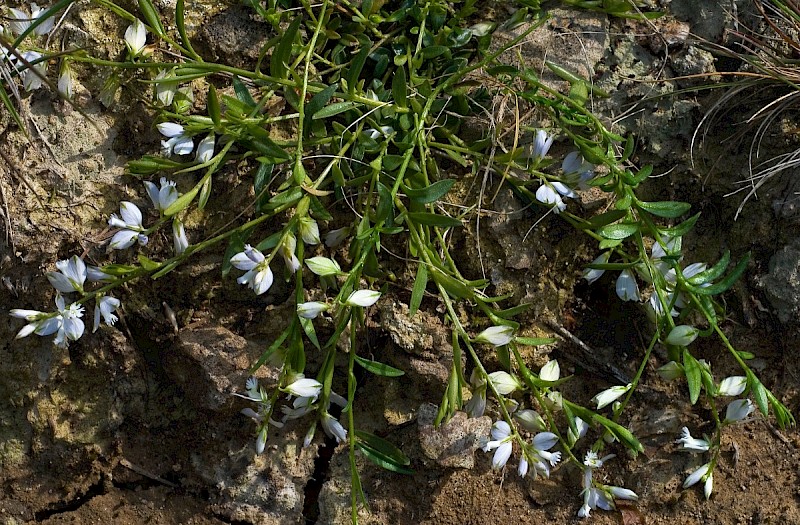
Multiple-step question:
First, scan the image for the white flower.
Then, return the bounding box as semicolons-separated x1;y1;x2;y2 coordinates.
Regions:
15;294;86;347
718;376;747;397
568;416;589;445
324;227;350;247
704;471;713;499
582;252;610;284
305;256;342;276
514;409;545;432
280;234;301;273
280;395;316;421
465;386;486;418
93;295;121;332
487;371;521;395
230;244;274;295
108;201;148;249
591;383;631;410
724;398;754;423
608;486;639;501
157;122;194;156
195;133;215;163
482;420;514;469
665;325;699;346
675;427;710;452
320;412;347;443
154;69;177;106
535;181;575;213
297;301;328;319
616;269;640;301
539;360;560;382
345;289;381;307
172;219;188;255
87;265;114;282
521;432;561;478
474;325;514;346
284;377;322;399
683;462;710;490
683;262;707;279
364;125;394;139
58;63;73;99
124;19;147;57
298;217;320;245
9;4;55;36
20;51;46;91
46;255;86;294
530;129;554;160
144;177;179;213
578;451;622;519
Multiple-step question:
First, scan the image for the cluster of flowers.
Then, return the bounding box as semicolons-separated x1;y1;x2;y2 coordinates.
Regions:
468;328;641;518
1;3;65;93
528;130;595;214
9;176;191;346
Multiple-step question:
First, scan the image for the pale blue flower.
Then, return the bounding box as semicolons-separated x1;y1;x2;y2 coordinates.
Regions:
231;244;273;295
46;255;86;294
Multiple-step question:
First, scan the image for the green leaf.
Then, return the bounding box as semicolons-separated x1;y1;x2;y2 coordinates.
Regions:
687;250;730;285
347;42;371;94
407;212;461;228
376;182;394;224
409;263;427;316
637;200;691;218
232;76;256;107
355;431;413;474
392;66;408;109
137;254;160;271
687;252;750;296
175;0;200;59
207;85;221;127
304;83;338;136
659;212;701;237
576;210;627;230
404;179;455;204
420;45;450;59
270;16;301;79
597;222;639;240
354;355;405;377
138;0;165;37
513;337;556;346
242;134;291;163
254;161;274;212
683;349;702;404
749;374;769;417
198;175;212;210
98;264;138;276
164;183;200;216
299;317;320;350
313;101;358;120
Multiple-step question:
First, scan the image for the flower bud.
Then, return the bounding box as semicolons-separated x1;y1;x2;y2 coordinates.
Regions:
665;325;699;347
474;325;514;346
195;133;215;163
298;217;320;245
515;409;546;432
717;376;747;397
539;360;560;382
345;289;381;307
487;371;521;395
591;384;631;410
124;19;148;57
284;377;322;398
657;361;684;381
582;252;609;284
305;256;341;276
297;301;328;319
155;69;178;106
616;269;640;301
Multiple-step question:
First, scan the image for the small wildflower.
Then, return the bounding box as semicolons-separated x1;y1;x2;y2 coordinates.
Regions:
482;420;514;469
46;255;87;294
320;412;347;443
298;217;320;245
144;177;179;213
108;201;148;249
717;376;747;397
157;122;194;156
195;133;215;163
675;427;710;452
284;377;323;399
230;245;274;295
591;383;631;410
487;371;521;395
582;252;610;284
514;409;546;433
535;181;574;213
615;269;640;301
724;398;754;423
280;234;301;273
13;294;85;347
567;416;589;445
172;219;189;255
683;462;711;491
9;4;55;36
474;325;514;346
93;295;121;332
520;432;561;478
20;51;46;91
345;289;381;307
124;19;147;57
305;256;341;276
324;227;350;247
530;129;554;161
58;62;73;99
154;69;178;106
297;301;328;319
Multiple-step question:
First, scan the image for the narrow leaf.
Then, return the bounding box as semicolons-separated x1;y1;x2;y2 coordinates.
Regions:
409;264;427;316
392;66;408;109
405;179;455;204
354;355;405;377
683;349;702;404
270;16;301;79
597;222;639;240
637;200;691;218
